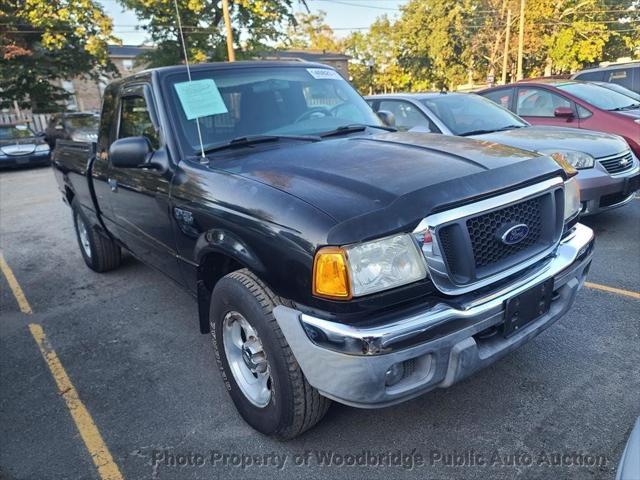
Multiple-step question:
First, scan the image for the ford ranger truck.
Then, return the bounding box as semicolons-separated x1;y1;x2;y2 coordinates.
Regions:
52;62;594;439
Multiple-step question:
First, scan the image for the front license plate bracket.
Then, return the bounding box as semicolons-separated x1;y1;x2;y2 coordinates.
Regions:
503;278;554;337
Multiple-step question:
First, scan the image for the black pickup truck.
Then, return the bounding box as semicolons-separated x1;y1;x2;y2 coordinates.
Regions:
53;61;594;439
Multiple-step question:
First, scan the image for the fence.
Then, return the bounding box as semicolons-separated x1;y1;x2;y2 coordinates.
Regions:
0;112;51;132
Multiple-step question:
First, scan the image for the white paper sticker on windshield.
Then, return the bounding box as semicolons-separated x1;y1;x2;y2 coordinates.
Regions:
306;68;344;80
174;79;228;120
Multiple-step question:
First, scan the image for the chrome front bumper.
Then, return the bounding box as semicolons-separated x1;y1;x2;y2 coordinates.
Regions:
273;223;595;408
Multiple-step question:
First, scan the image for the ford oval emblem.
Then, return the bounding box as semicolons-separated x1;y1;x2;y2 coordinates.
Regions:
500;224;530;245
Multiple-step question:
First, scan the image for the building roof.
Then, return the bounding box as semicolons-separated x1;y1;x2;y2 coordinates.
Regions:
107;45;153;58
257;49;351;62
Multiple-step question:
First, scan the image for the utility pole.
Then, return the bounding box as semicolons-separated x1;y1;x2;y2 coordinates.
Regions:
516;0;525;80
501;9;512;84
221;0;235;62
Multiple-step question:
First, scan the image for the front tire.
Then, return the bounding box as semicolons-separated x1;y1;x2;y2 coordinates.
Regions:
72;201;121;272
210;269;330;439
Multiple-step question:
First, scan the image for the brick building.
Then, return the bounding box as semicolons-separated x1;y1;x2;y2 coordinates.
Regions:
60;45;151;112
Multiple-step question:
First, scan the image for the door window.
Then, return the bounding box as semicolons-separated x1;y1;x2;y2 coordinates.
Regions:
606;68;634;90
482;88;514;110
573;71;604;82
118;95;159;149
516;88;571;117
378;100;436;132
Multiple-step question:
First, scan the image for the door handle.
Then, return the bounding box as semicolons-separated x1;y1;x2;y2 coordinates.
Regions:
108;178;118;192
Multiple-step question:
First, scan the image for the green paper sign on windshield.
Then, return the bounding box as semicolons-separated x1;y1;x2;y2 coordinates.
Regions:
174;79;228;120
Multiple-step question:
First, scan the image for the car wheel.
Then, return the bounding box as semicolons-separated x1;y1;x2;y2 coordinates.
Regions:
72;201;121;272
210;269;330;439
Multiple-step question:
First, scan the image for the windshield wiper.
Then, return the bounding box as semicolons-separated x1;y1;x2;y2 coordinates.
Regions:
460;125;525;136
202;134;320;154
609;103;640;111
319;124;396;138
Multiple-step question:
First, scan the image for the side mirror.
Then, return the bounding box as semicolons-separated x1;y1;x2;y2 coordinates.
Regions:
377;110;396;127
109;136;152;168
554;106;574;119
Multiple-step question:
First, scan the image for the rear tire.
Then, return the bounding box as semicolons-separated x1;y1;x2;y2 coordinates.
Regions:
72;201;121;272
210;269;330;439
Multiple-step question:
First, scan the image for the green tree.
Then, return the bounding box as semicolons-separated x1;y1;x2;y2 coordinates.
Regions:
283;11;342;52
119;0;300;67
0;0;116;112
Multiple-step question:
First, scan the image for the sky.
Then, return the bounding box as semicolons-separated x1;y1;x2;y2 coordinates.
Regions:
99;0;407;46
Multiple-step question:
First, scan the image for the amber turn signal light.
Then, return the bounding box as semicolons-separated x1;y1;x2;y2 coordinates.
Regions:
312;247;352;300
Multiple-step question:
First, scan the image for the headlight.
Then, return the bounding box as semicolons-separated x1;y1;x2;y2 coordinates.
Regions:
71;132;98;142
540;149;594;170
634;119;640;124
35;144;50;152
564;177;581;220
313;234;427;299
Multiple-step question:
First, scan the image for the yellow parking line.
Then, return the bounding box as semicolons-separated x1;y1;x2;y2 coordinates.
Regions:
585;282;640;300
0;252;33;314
29;324;124;480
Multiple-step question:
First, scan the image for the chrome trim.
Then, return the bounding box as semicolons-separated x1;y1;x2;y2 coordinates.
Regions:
413;177;563;232
413;177;564;295
597;150;638;177
295;223;593;356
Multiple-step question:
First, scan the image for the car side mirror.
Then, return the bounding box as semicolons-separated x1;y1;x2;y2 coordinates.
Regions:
377;110;396;127
554;106;574;119
109;136;152;168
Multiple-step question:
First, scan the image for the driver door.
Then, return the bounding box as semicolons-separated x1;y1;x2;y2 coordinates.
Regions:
103;83;184;283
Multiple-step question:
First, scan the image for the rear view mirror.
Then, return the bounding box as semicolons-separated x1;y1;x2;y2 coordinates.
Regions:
377;110;396;127
554;106;574;119
109;137;152;168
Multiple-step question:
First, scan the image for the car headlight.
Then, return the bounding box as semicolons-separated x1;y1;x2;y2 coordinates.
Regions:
71;132;98;142
313;234;427;299
563;177;581;220
634;119;640;124
540;149;594;170
35;144;50;153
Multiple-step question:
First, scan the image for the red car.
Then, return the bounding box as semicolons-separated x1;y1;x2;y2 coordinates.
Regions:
479;80;640;157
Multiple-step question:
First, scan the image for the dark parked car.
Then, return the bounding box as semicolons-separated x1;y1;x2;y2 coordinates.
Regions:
53;62;593;438
479;80;640;158
45;112;100;148
571;61;640;93
367;92;639;215
0;124;51;169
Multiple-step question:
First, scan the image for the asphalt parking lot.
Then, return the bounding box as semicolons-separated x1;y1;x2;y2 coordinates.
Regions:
1;166;639;480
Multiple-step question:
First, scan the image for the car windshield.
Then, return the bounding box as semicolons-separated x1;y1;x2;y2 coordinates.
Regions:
557;82;640;110
164;66;383;154
594;82;640;102
420;94;527;136
0;125;35;140
66;115;100;130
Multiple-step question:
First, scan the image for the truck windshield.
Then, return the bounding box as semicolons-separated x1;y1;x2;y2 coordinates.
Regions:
421;94;527;136
164;66;383;155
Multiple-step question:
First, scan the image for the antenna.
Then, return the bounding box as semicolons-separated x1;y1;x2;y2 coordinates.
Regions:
173;0;206;161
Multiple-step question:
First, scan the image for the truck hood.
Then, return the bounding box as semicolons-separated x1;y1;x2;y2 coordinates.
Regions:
472;125;629;158
216;132;564;243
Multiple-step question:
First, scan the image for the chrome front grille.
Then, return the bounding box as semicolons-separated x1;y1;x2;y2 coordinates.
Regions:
599;151;634;175
415;177;565;295
466;196;543;268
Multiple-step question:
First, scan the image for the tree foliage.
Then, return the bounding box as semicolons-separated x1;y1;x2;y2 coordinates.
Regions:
119;0;300;67
0;0;116;112
288;0;639;94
